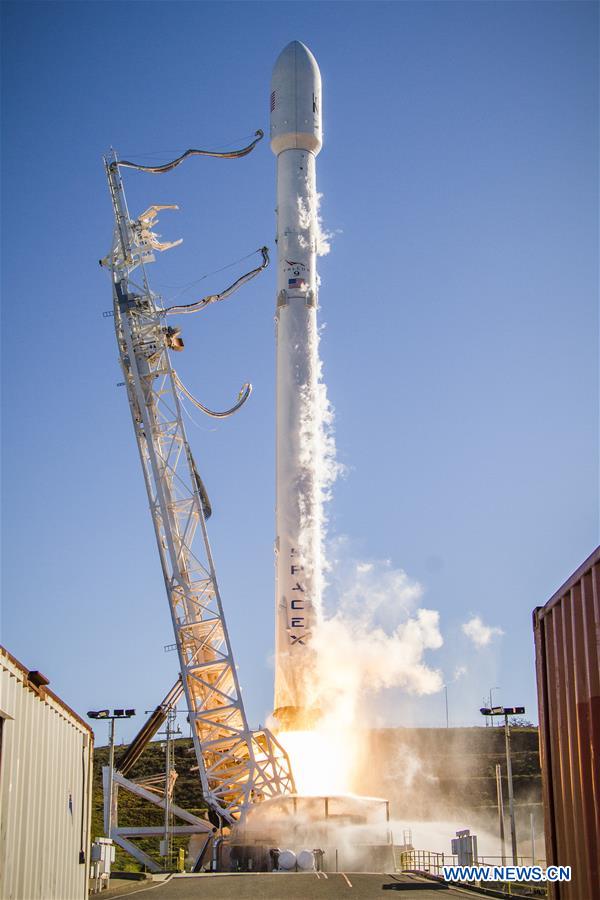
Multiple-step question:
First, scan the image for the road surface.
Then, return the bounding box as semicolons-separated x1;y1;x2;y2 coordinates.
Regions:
107;872;489;899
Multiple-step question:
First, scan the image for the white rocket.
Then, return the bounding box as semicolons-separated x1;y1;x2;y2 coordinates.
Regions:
270;41;323;730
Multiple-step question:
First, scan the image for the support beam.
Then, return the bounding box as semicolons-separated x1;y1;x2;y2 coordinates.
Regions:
111;769;214;830
116;679;184;777
111;835;161;873
114;826;205;836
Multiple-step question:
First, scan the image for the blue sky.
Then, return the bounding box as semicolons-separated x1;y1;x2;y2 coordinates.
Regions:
1;1;598;743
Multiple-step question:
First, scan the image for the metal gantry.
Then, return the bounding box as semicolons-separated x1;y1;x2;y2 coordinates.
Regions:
102;148;294;824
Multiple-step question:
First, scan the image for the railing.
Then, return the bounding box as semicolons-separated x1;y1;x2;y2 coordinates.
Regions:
395;849;446;875
396;851;550;897
477;856;547;867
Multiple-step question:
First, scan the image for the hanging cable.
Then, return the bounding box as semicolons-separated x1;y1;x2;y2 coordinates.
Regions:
156;249;258;294
111;130;264;174
163;247;269;316
174;372;252;419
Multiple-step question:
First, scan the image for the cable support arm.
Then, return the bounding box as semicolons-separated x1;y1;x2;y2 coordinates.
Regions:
175;372;252;419
164;247;269;316
111;130;264;174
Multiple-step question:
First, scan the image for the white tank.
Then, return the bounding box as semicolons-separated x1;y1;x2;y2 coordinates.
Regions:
297;849;315;870
270;41;322;155
278;849;297;870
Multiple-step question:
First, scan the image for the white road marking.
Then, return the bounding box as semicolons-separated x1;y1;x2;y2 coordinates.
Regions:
109;877;172;899
341;872;353;887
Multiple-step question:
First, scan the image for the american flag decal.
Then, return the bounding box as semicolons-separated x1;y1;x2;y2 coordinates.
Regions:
270;91;276;112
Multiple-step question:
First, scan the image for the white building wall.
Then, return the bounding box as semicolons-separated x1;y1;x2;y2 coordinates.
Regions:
0;648;93;900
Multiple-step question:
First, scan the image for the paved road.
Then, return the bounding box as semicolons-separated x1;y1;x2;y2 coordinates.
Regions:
109;872;486;900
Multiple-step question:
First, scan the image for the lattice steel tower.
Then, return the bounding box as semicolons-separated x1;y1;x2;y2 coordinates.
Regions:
101;136;295;823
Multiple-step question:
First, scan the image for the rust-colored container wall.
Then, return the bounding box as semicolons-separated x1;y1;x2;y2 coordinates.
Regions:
533;546;600;900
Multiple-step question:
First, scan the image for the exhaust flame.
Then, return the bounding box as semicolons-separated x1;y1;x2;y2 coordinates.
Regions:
277;729;354;795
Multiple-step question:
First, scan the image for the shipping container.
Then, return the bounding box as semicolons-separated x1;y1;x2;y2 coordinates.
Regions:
533;546;600;900
0;646;94;900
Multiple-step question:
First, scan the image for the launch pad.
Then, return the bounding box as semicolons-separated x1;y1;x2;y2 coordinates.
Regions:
227;794;393;873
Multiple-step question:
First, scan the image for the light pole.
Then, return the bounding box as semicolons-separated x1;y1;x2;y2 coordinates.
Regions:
480;705;524;866
158;708;181;867
88;708;136;840
444;685;449;728
489;687;500;727
495;763;506;865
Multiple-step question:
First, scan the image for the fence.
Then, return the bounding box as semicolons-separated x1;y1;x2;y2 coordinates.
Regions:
394;849;446;874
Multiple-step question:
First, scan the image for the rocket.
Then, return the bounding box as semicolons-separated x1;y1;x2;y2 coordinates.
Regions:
271;41;323;731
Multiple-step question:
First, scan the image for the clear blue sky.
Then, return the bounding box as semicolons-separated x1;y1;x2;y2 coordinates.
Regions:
1;1;598;744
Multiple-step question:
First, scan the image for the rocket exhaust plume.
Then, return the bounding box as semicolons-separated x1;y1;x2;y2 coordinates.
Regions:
271;41;324;731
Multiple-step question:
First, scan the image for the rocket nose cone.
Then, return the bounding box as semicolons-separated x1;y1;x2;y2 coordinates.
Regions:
270;40;322;155
272;40;320;81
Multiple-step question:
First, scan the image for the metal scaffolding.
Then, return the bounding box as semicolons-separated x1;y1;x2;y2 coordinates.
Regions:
102;150;294;825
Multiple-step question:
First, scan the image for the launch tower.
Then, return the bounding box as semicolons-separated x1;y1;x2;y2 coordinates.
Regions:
102;137;295;829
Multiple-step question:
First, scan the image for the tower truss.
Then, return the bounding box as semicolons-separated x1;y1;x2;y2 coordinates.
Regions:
102;149;294;824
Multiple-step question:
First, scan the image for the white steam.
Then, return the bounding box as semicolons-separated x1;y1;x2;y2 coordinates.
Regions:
297;189;335;257
309;556;444;729
462;615;504;648
296;326;345;608
280;185;444;795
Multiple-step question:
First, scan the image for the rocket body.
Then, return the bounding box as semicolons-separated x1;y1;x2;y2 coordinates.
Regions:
271;42;323;729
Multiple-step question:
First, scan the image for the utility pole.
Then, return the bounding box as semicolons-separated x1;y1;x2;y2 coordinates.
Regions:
88;708;136;840
159;708;181;867
107;717;116;839
480;704;524;866
444;685;449;728
504;711;518;865
489;687;500;728
495;763;506;865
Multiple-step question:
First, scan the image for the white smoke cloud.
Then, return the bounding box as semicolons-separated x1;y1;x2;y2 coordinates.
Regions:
278;552;445;794
293;182;444;731
307;554;444;729
453;664;468;681
278;185;444;795
295;321;347;613
314;191;335;257
462;615;504;648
